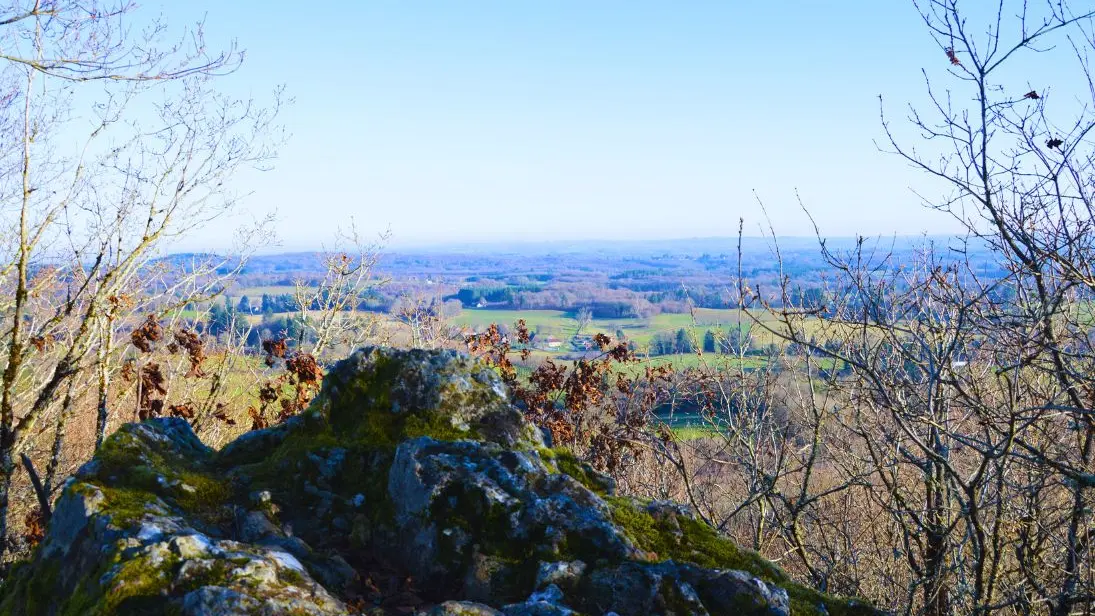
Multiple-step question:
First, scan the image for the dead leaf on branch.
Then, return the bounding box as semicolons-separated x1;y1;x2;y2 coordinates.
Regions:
131;314;163;353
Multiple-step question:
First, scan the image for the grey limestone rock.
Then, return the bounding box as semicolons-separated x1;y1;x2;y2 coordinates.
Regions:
0;347;877;616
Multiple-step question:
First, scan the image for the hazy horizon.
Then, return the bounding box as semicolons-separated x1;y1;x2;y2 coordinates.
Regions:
171;233;975;259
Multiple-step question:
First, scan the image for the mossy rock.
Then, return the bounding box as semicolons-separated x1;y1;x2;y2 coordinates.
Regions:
605;498;878;616
0;347;879;616
0;420;346;616
314;346;543;448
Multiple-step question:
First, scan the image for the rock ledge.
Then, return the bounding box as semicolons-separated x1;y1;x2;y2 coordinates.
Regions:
0;347;879;616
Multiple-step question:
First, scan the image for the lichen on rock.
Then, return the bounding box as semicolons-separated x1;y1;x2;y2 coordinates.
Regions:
0;346;879;616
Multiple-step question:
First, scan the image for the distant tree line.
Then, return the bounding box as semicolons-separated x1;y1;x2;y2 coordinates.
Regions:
255;291;396;316
647;327;753;356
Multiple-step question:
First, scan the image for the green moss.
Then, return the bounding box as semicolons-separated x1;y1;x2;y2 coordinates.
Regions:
260;424;341;466
97;552;180;615
540;447;612;497
785;586;879;616
241;423;394;504
94;431;167;492
322;351;400;439
607;497;782;579
606;497;873;616
319;350;493;445
0;559;59;616
26;543;184;616
326;397;480;446
174;559;235;594
97;486;159;527
84;428;232;530
404;412;478;442
277;566;306;587
173;471;233;525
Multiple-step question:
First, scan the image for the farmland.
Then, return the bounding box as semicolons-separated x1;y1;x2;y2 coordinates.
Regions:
452;306;813;353
451;307;755;341
215;242;867;375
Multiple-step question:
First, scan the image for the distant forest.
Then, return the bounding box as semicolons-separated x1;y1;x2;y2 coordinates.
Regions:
215;236;1004;319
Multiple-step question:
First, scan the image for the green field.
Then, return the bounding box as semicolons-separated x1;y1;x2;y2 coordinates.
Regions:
455;307;752;338
453;309;579;335
635;353;769;372
452;307;798;349
448;307;798;381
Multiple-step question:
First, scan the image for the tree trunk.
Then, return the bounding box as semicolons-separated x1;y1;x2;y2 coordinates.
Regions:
924;392;953;616
44;379;78;496
95;318;113;450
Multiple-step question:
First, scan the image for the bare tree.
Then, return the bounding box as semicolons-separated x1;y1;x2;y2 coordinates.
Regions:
574;306;593;339
0;1;281;558
291;225;388;360
726;2;1095;614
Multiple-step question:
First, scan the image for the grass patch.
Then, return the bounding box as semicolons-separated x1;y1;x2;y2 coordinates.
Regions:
670;425;720;441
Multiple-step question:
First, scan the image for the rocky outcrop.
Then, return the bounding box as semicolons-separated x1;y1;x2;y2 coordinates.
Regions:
0;346;879;615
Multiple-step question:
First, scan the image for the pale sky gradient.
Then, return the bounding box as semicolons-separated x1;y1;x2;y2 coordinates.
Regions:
150;1;1083;251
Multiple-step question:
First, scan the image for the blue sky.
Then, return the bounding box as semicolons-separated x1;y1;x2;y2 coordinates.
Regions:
152;1;1061;250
